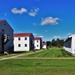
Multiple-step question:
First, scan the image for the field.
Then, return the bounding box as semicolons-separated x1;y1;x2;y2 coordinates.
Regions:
19;47;72;58
0;47;75;75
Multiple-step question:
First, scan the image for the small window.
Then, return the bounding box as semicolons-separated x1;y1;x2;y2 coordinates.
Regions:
37;45;38;47
18;37;20;40
25;44;27;47
2;29;4;32
25;37;27;40
4;24;6;26
37;41;38;42
18;44;21;47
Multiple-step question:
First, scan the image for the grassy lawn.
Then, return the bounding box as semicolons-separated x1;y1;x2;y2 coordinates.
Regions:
0;47;75;75
0;59;75;75
19;47;72;58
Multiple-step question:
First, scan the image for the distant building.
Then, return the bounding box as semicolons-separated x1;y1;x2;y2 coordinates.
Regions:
0;20;14;53
14;33;34;52
42;41;47;49
64;34;75;54
34;38;42;50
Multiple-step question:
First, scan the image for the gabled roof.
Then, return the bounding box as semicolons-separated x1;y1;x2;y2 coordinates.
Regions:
0;20;5;22
42;42;46;45
0;20;13;31
34;37;41;40
14;33;32;37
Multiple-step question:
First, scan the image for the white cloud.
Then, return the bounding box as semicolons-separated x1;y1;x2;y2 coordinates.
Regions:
41;17;60;25
33;23;37;26
11;8;27;14
39;36;43;38
29;8;39;17
33;33;38;36
68;33;73;36
4;13;7;16
54;36;60;39
45;30;48;32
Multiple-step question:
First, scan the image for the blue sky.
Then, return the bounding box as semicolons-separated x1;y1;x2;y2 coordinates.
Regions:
0;0;75;41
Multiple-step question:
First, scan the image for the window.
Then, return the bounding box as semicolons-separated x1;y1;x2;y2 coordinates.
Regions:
25;37;27;40
18;44;21;47
37;45;38;47
4;24;6;26
25;44;27;47
2;29;4;32
18;37;20;40
37;41;38;42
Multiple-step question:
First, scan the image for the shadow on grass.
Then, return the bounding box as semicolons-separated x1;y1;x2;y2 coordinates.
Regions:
61;49;72;57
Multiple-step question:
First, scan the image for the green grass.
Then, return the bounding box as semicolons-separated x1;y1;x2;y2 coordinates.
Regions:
0;47;74;75
20;47;72;58
0;59;75;75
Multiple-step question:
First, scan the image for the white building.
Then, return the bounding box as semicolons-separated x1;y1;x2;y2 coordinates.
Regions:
64;34;75;54
34;38;42;50
0;20;14;53
42;41;47;49
14;33;34;52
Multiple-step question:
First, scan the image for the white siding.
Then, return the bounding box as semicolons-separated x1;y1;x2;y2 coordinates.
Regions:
64;34;75;54
42;45;47;49
34;40;40;49
14;37;30;51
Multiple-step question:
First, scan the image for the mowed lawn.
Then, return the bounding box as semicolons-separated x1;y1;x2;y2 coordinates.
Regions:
0;47;75;75
0;59;75;75
19;47;72;58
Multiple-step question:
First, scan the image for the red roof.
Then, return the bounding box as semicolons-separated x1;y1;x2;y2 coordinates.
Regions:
34;38;41;40
42;42;46;45
14;33;32;37
0;20;5;22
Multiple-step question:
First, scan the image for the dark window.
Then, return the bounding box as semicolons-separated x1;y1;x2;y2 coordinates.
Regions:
25;44;27;47
37;41;38;42
37;45;38;47
2;29;4;32
18;44;21;47
25;37;27;40
18;37;20;40
4;24;6;26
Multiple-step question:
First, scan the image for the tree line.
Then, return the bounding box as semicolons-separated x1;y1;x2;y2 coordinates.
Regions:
47;38;64;48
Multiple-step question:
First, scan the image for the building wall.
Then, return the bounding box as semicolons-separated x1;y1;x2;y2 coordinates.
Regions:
29;34;34;50
34;40;41;49
14;37;30;51
71;36;75;54
64;38;72;53
0;21;13;53
42;45;47;49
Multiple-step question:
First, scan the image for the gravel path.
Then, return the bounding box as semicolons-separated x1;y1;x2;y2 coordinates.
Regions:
0;50;44;61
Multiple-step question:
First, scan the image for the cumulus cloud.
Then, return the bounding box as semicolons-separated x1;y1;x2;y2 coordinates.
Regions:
4;13;7;16
11;8;27;14
41;17;60;25
29;8;39;17
33;23;37;26
33;33;38;36
54;36;60;39
39;36;43;38
68;33;73;36
45;30;48;32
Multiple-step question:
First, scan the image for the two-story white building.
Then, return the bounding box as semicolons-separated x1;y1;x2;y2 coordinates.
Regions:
0;20;14;53
34;38;42;50
14;33;34;52
42;41;47;49
64;34;75;54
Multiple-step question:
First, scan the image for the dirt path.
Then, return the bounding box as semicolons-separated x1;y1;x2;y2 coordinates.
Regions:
0;50;44;61
15;57;75;59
